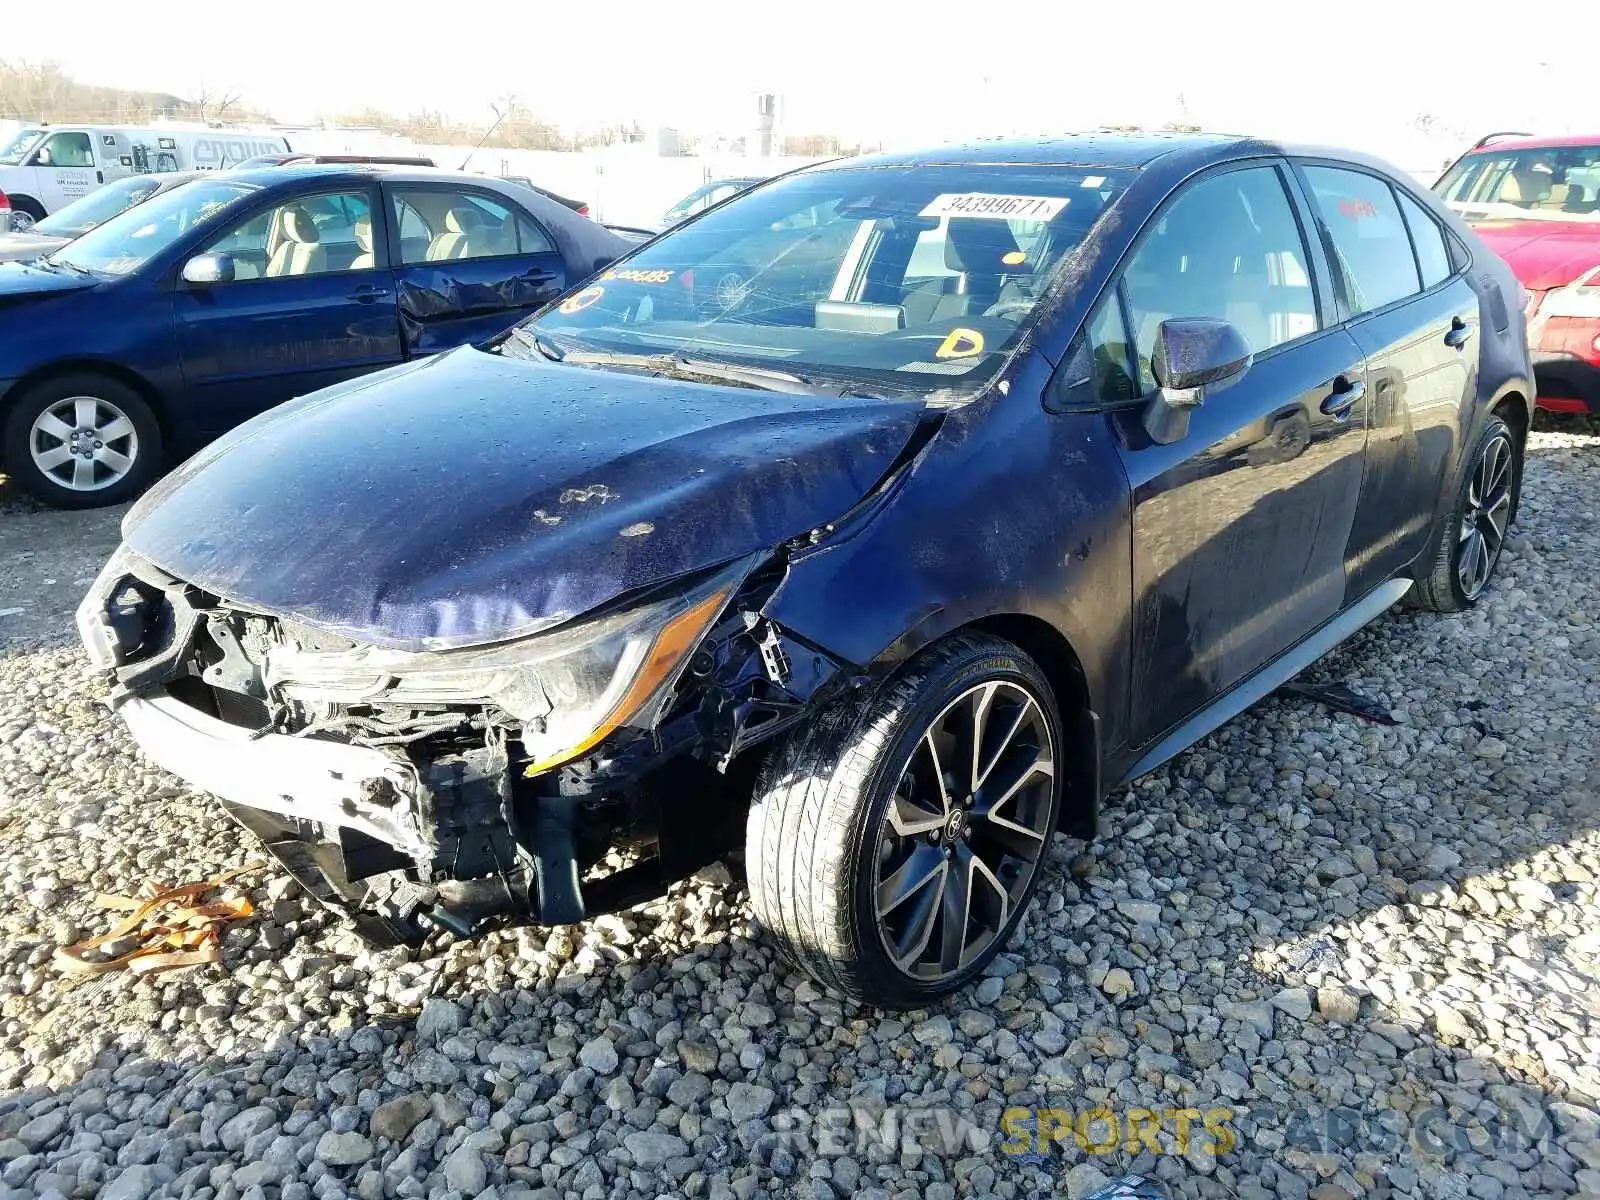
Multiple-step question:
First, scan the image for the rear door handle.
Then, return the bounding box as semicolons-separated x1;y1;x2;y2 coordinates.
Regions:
348;285;392;302
1445;316;1475;349
1320;376;1366;419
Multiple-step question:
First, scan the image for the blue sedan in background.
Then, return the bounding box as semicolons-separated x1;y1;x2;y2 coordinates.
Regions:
0;165;630;507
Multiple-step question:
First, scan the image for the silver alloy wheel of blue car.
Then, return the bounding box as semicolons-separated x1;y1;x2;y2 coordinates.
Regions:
873;678;1056;981
1458;429;1514;600
29;395;141;492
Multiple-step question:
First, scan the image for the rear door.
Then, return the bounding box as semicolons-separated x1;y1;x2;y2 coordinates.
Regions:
1095;161;1372;746
172;184;402;433
384;183;568;356
1296;163;1479;597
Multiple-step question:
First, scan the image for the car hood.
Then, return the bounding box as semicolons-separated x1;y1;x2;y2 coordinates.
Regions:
1470;219;1600;291
0;257;98;295
123;347;931;650
0;232;70;264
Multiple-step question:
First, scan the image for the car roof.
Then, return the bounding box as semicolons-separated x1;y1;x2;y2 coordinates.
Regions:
819;132;1245;172
214;164;529;189
1458;134;1600;153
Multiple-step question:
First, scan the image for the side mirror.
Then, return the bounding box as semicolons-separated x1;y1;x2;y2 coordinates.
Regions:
181;252;235;285
32;148;52;166
1142;317;1253;444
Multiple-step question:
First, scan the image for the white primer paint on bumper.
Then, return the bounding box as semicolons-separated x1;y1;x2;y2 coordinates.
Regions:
120;694;431;860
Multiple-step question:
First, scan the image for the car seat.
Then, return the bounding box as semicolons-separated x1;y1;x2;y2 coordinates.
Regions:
350;214;375;270
1499;167;1550;208
901;219;1029;324
426;208;486;261
265;207;327;277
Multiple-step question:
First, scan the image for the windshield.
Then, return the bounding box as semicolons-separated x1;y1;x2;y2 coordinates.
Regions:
0;128;43;166
1436;145;1600;223
49;178;259;276
34;176;172;239
519;162;1133;397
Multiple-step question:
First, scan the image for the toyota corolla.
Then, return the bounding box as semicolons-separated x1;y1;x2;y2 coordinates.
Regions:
79;134;1532;1007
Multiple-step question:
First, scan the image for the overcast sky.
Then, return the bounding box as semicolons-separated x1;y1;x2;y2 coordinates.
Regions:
7;0;1595;160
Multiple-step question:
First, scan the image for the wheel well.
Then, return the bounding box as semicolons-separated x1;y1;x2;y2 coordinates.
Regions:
1492;390;1530;520
7;194;45;219
3;361;169;445
966;612;1100;841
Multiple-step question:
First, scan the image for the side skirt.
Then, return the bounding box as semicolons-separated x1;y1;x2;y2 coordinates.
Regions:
1116;578;1413;785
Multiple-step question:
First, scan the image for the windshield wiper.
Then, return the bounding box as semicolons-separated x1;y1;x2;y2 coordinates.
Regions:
556;347;820;395
512;330;894;401
39;256;94;275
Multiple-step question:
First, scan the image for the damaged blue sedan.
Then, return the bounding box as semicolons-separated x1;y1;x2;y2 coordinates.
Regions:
79;134;1533;1007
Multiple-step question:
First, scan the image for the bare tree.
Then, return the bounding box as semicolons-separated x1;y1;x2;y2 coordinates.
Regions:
190;83;244;125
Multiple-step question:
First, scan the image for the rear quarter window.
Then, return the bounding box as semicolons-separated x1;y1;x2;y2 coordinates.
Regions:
1396;191;1451;289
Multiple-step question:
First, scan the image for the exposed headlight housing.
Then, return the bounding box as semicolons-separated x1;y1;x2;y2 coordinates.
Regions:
266;560;749;773
75;544;165;672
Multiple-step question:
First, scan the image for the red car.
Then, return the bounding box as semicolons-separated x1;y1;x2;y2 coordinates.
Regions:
1435;133;1600;413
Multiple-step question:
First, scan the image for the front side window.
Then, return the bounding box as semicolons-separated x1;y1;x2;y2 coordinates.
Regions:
1435;145;1600;224
201;191;375;279
49;178;259;276
36;132;94;168
1303;166;1419;316
516;163;1134;398
390;189;549;264
1121;165;1318;393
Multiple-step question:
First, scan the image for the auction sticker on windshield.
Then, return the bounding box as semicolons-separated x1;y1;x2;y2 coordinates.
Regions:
919;193;1069;220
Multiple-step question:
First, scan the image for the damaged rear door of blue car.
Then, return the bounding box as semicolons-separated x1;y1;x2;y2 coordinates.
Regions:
383;182;568;356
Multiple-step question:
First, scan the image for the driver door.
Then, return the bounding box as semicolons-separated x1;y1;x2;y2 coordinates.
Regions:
1100;162;1372;747
172;186;402;434
30;131;100;211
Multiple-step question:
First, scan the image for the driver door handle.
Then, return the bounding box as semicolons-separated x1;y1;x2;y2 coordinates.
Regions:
1445;316;1475;350
1320;375;1366;419
347;285;392;302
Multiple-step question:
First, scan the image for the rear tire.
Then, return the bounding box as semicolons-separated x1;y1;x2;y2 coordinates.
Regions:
1409;415;1518;612
3;373;163;509
746;633;1064;1008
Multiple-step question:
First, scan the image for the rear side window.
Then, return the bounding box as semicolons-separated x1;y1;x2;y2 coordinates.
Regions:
390;188;553;265
1302;166;1419;315
1396;191;1451;289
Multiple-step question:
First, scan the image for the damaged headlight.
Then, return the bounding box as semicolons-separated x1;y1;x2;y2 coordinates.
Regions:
266;560;749;773
75;544;164;671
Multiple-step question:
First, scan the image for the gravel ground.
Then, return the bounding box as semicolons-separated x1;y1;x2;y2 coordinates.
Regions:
1;415;1597;1200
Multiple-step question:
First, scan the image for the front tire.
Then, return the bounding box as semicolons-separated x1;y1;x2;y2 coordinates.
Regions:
1410;415;1518;612
7;197;44;231
746;634;1063;1008
3;373;163;509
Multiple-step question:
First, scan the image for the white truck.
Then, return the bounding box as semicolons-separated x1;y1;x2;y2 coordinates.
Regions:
0;124;291;230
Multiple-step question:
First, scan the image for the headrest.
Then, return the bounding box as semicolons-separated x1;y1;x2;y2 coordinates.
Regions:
944;218;1027;274
281;207;319;244
353;213;372;252
443;207;484;234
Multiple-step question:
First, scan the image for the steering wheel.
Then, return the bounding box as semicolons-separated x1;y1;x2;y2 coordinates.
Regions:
982;299;1036;320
